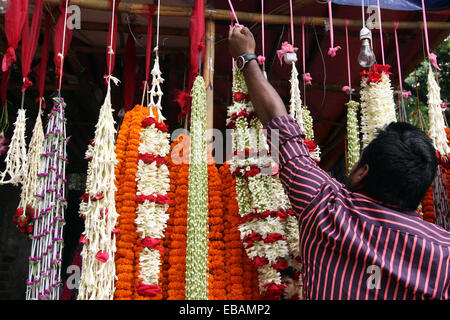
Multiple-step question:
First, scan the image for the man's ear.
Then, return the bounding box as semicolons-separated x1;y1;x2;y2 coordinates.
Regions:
351;164;369;191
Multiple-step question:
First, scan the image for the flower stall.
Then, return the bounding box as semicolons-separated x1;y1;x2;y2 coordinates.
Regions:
0;0;448;301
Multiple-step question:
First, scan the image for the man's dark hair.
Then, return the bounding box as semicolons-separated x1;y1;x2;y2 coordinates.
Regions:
280;267;296;279
358;122;437;210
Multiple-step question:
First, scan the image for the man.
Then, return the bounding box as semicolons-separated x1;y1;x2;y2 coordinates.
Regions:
280;267;301;300
228;26;450;300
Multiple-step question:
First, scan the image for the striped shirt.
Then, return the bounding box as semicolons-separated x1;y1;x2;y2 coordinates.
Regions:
266;115;450;300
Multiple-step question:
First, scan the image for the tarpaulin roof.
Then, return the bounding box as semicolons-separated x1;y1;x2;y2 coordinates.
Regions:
331;0;450;11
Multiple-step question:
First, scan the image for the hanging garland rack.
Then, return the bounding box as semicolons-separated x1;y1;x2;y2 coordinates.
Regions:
34;0;450;30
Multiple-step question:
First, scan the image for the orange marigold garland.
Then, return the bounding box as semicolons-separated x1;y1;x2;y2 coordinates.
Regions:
166;135;189;300
114;105;149;300
207;161;227;300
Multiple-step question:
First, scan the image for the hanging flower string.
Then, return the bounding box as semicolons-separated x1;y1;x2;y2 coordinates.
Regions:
301;17;312;85
359;64;397;148
14;105;44;236
426;65;449;166
185;76;209;300
26;96;68;300
114;105;149;300
227;66;302;300
166;135;189;300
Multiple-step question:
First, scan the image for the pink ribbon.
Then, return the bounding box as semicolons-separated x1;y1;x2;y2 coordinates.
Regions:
344;19;352;95
2;47;17;72
260;0;266;69
327;0;341;57
429;53;441;71
376;0;385;65
398;91;411;99
277;41;295;65
441;102;449;110
301;17;312;86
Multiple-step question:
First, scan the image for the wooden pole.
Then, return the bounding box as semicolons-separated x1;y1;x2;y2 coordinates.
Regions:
38;0;450;30
203;19;215;144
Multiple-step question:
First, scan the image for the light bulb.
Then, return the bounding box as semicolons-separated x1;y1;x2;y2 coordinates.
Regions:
358;27;376;68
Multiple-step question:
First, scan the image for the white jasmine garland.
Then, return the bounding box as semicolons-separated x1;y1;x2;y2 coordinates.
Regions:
346;100;360;175
185;75;209;300
426;65;449;157
138;248;162;285
289;64;305;132
302;106;321;161
78;86;119;300
360;72;397;149
17;106;45;218
0;108;28;185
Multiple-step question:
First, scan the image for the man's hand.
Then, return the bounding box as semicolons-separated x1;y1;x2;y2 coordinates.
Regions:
228;26;256;59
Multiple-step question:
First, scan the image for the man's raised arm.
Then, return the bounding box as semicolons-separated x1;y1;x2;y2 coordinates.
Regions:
228;26;287;125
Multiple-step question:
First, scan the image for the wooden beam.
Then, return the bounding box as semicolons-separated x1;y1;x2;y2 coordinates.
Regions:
38;0;450;29
203;19;215;143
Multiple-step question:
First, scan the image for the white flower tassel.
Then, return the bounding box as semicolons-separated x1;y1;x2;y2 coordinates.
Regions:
0;108;28;185
77;86;119;300
427;66;449;158
148;56;166;122
289;64;304;133
346;100;360;175
360;72;397;149
17;106;45;230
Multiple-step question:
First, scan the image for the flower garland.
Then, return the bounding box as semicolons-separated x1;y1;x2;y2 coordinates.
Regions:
422;185;435;223
360;64;397;148
0;108;27;185
289;64;304;133
14;106;44;236
166;135;189;300
227;67;300;300
185;75;209;300
26;96;67;300
77;87;119;300
426;65;449;165
207;163;227;300
219;162;262;300
346;100;360;175
134;109;170;299
114;105;148;300
220;162;245;299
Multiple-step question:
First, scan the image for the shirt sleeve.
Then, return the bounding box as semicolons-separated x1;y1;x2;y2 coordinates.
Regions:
265;115;342;215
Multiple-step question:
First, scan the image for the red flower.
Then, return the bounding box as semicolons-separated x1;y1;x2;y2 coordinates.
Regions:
263;282;286;300
79;235;87;244
276;210;288;221
26;224;34;234
139;236;162;250
95;251;109;263
252;256;269;267
15;208;24;217
304;139;317;152
233;92;246;102
272;258;289;271
263;233;286;243
135;283;161;297
242;231;263;247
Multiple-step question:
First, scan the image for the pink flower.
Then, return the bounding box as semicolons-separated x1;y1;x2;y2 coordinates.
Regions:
327;46;341;57
302;73;312;85
263;233;286;244
135;283;161;297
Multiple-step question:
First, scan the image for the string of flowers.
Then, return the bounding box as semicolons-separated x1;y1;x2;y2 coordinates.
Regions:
219;162;262;300
77;86;119;300
0;108;27;185
426;65;449;165
185;75;209;300
227;66;299;300
114;105;148;300
346;100;360;175
14;105;45;236
359;64;397;148
207;161;227;300
166;134;189;300
26;96;67;300
422;185;435;224
219;162;245;299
